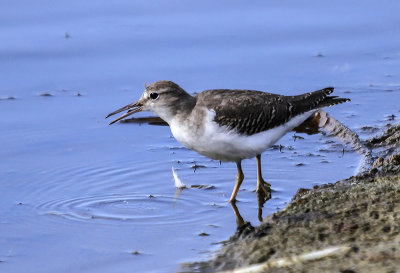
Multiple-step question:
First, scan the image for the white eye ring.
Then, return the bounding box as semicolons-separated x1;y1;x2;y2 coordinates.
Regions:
149;92;159;100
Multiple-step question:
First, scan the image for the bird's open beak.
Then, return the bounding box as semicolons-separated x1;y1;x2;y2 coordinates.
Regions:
105;101;143;125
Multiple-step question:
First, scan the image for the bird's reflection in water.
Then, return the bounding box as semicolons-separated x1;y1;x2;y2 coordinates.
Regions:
257;189;271;222
173;187;185;208
229;201;261;240
230;189;270;233
230;200;245;228
294;110;367;154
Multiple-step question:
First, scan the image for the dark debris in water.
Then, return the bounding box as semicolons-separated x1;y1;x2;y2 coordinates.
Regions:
319;148;340;153
0;96;16;100
270;144;281;150
168;146;187;150
198;232;210;237
209;203;225;208
386;114;396;121
304;152;322;157
191;163;206;172
360;126;379;133
40;93;53;97
292;134;305;141
190;185;215;190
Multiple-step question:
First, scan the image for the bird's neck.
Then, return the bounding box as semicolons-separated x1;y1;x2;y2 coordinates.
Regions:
157;95;197;124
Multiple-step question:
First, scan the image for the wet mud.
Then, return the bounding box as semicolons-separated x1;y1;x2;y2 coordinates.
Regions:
183;123;400;272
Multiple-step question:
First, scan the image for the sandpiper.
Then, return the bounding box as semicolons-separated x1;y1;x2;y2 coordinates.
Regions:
106;81;349;202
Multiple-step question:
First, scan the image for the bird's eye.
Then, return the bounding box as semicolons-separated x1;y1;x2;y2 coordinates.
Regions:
149;92;159;100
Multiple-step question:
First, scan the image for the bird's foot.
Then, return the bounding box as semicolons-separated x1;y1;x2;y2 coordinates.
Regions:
256;179;272;204
256;180;271;221
261;180;271;188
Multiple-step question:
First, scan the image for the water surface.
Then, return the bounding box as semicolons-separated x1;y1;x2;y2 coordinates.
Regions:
1;1;399;272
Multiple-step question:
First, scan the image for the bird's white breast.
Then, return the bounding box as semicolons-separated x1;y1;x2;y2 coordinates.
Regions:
169;108;316;162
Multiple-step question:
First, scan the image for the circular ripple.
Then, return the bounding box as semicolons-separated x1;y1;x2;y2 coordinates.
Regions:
36;194;213;225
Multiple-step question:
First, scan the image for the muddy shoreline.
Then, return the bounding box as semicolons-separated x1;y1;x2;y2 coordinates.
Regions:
183;123;400;272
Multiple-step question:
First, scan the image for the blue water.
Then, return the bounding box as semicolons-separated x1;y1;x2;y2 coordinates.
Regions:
1;1;399;272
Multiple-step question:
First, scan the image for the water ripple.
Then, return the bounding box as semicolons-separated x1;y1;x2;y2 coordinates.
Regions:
36;193;213;226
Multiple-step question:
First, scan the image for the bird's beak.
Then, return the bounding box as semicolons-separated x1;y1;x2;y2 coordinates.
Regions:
105;101;143;125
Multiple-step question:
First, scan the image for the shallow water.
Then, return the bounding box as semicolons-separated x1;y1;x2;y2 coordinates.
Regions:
1;1;399;272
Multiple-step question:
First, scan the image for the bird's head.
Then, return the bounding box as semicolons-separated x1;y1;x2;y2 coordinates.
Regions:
106;80;193;124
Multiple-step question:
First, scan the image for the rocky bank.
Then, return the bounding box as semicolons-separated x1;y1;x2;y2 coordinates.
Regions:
183;123;400;273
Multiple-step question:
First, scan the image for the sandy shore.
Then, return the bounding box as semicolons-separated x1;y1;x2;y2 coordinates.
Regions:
184;123;400;273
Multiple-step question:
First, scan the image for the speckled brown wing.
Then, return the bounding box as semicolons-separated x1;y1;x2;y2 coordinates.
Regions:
196;87;349;136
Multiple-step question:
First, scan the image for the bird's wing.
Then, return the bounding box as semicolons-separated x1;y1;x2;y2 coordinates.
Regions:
196;88;348;136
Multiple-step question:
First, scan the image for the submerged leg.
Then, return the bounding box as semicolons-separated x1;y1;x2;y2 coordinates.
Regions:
230;161;244;202
256;154;272;199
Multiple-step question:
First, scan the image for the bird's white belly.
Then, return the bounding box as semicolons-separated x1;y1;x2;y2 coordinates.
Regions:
170;109;316;162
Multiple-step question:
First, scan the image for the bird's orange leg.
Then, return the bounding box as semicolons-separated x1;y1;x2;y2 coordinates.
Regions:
230;161;244;202
256;154;271;197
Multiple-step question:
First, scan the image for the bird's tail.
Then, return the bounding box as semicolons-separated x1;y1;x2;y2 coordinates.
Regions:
318;95;350;108
292;87;350;110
